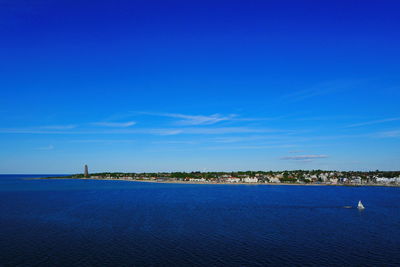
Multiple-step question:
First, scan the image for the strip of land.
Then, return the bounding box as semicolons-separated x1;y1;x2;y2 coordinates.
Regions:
37;170;400;187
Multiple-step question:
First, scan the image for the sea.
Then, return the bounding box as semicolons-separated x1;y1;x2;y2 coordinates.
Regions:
0;174;399;266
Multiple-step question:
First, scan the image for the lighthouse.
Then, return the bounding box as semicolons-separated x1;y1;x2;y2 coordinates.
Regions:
84;165;89;178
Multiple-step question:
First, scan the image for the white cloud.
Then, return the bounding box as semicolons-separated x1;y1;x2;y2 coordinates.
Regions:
40;125;76;130
69;139;135;143
282;80;359;102
181;127;279;135
0;128;77;134
36;145;54;150
288;150;305;154
0;126;282;136
281;155;328;160
374;129;400;138
173;114;235;125
152;140;198;145
346;117;400;128
211;135;286;143
141;112;236;125
139;127;277;135
205;144;296;150
93;121;136;127
154;129;183;135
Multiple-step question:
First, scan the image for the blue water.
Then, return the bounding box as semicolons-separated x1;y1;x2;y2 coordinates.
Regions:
1;175;399;266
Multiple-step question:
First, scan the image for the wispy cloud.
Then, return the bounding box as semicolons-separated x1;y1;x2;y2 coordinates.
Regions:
93;121;136;127
346;117;400;128
142;112;236;125
374;129;400;138
297;115;363;121
211;135;288;143
281;154;328;160
0;126;284;136
288;150;304;154
69;139;135;143
36;145;54;150
282;88;333;102
0;128;76;134
154;129;183;135
282;80;359;102
152;140;198;145
180;127;279;135
132;127;279;136
40;125;76;130
205;144;297;150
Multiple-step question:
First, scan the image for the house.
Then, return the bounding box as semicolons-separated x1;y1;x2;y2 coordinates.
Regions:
310;175;318;182
319;174;328;182
376;177;400;184
243;177;258;183
226;177;240;183
189;178;206;182
268;177;281;183
329;178;338;185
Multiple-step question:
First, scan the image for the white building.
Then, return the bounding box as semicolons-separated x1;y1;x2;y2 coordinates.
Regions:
243;177;258;183
268;177;281;183
319;174;328;182
329;178;338;185
189;178;206;182
226;177;241;183
376;177;400;184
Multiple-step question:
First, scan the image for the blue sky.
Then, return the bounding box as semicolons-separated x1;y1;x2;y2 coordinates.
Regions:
1;0;400;173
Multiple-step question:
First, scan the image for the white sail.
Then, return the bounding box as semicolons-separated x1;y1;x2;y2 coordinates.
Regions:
357;200;365;210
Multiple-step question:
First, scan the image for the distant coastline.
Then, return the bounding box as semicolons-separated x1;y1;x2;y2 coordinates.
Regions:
36;173;400;187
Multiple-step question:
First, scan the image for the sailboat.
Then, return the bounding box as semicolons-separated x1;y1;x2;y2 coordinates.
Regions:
357;200;365;210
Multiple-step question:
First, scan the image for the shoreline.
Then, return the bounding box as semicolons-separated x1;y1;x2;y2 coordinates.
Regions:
30;177;400;188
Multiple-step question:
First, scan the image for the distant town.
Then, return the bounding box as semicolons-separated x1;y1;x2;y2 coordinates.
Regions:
52;166;400;186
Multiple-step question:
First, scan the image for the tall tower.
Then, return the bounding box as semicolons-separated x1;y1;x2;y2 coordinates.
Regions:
84;164;89;178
